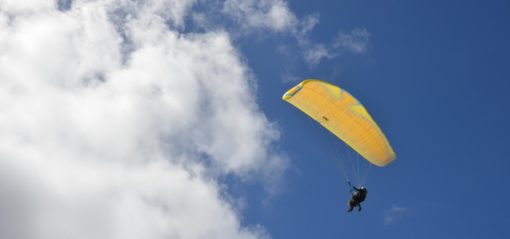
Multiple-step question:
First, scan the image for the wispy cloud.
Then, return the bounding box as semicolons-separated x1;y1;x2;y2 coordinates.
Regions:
187;1;369;69
223;0;297;33
334;28;370;54
383;204;408;225
301;27;371;66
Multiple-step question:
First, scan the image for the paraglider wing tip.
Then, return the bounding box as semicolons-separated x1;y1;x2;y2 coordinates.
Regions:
371;154;396;167
282;85;303;100
282;79;319;100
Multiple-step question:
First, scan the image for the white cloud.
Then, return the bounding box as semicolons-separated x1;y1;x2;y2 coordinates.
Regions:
0;0;54;14
334;28;370;54
0;0;284;238
383;204;408;225
223;0;297;33
303;43;331;66
299;26;371;66
196;1;369;68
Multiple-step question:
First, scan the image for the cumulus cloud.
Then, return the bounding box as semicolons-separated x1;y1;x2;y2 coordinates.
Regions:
383;204;408;225
0;0;285;238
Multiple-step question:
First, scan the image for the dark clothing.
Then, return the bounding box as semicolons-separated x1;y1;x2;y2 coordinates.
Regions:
347;186;367;212
352;186;367;201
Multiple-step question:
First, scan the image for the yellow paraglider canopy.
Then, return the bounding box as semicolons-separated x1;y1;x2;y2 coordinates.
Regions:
282;79;396;167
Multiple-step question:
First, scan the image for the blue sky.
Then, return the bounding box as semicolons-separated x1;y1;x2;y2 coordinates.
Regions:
237;0;510;238
1;1;509;238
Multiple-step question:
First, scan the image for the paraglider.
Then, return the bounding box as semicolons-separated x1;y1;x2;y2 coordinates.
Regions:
347;182;367;212
282;79;396;212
